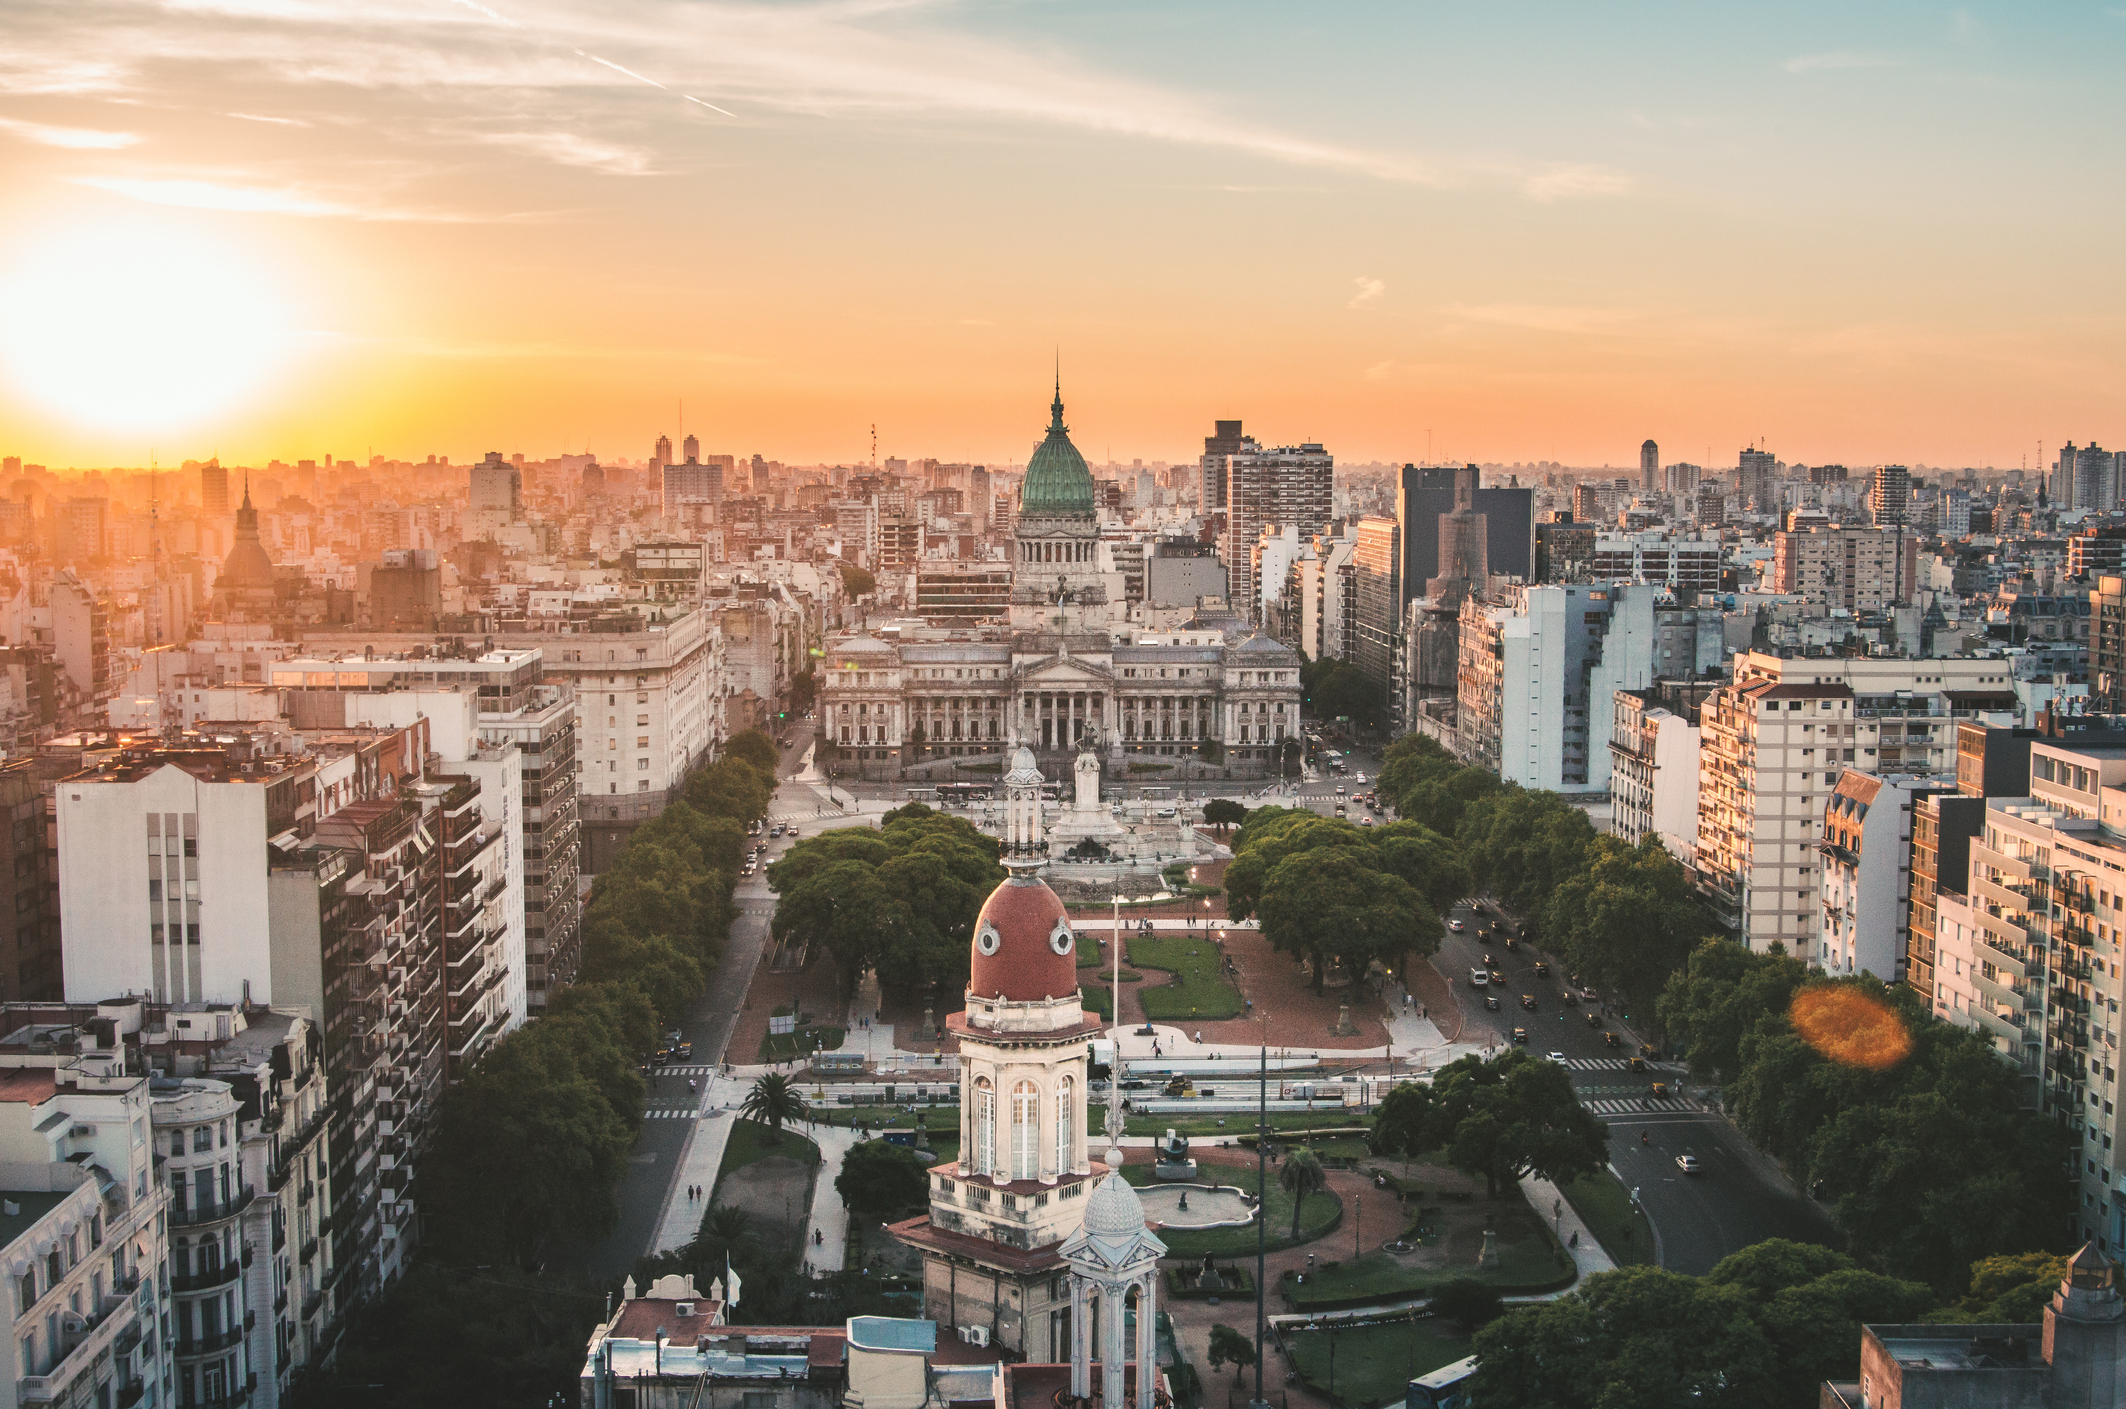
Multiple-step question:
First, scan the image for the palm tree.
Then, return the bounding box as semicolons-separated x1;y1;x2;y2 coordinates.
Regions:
695;1204;756;1267
741;1072;810;1145
1279;1148;1326;1239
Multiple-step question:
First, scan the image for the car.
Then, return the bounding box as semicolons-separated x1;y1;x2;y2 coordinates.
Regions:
1586;1011;1601;1027
1481;952;1495;965
1533;961;1550;977
1468;968;1489;987
1511;1027;1528;1044
1676;1154;1702;1175
1520;994;1538;1011
1155;807;1178;818
1651;1081;1670;1098
1561;990;1580;1006
1359;816;1373;827
1449;919;1467;932
1355;773;1368;784
651;1048;672;1066
1546;1051;1567;1062
1334;785;1346;796
1640;1043;1658;1058
1488;969;1505;985
1505;936;1519;950
665;1030;683;1044
1628;1056;1647;1071
674;1041;694;1059
1605;1031;1621;1047
1483;995;1500;1010
771;824;785;837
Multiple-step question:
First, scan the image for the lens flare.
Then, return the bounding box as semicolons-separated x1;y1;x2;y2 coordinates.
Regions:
0;223;289;433
1790;985;1914;1070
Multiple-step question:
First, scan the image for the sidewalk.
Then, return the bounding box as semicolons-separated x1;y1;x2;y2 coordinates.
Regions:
803;1124;861;1274
648;1075;744;1256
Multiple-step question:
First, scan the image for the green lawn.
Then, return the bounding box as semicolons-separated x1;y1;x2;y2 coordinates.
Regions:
1286;1220;1573;1311
808;1104;958;1130
1082;986;1113;1019
1121;1162;1339;1257
1127;935;1245;1020
716;1117;821;1180
758;1024;845;1063
1558;1168;1655;1267
1282;1317;1472;1409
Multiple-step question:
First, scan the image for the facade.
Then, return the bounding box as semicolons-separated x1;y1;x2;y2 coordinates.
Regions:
1770;527;1916;612
1455;584;1658;794
1906;790;1986;1011
1609;690;1700;862
466;453;522;536
820;628;1301;775
914;566;1013;623
1348;516;1400;719
1142;542;1224;613
1588;534;1722;596
662;460;723;518
1868;463;1911;526
2095;576;2126;715
1223;444;1333;623
1815;770;1928;981
1397;465;1533;604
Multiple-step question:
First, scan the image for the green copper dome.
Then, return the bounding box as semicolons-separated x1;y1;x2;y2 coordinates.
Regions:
1020;383;1096;518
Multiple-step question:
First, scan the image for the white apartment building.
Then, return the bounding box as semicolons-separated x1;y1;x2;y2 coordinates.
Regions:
1816;770;1929;981
1609;691;1701;862
1456;584;1659;794
1695;652;2025;955
1930;891;1982;1030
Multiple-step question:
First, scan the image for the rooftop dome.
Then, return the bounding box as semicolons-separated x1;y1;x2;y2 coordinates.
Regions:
1019;383;1095;519
218;480;275;592
969;874;1079;1003
1082;1164;1148;1241
1003;744;1044;789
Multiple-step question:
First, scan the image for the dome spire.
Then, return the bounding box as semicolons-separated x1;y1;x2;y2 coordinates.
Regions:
1051;354;1065;430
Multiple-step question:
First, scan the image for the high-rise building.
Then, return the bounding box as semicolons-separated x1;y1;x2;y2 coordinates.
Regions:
1610;688;1700;862
1641;439;1660;493
1868;464;1911;526
1197;420;1245;512
1737;448;1777;513
1665;461;1702;495
1588;533;1722;596
1394;464;1534;610
200;459;230;515
682;433;700;464
1222;442;1333;621
1771;526;1916;611
663;460;723;518
653;433;672;468
1572;483;1604;523
1348;516;1400;717
1534;515;1595;585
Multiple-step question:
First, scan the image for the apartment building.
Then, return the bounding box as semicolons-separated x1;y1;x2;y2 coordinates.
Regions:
1816;770;1932;981
1769;526;1917;613
1609;689;1700;862
1588;533;1723;596
1455;584;1658;793
1348;516;1401;721
1222;443;1333;621
1695;653;2026;954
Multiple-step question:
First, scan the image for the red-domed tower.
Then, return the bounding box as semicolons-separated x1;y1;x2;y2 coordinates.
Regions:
889;746;1104;1360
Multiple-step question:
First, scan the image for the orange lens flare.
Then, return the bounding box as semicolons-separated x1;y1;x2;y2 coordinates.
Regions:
1789;986;1914;1071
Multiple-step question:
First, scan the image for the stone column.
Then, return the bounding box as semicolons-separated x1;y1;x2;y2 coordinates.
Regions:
1135;1272;1158;1409
1101;1280;1126;1409
1070;1280;1092;1398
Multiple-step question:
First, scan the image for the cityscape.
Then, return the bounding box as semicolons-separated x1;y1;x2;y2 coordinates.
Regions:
1;4;2124;1409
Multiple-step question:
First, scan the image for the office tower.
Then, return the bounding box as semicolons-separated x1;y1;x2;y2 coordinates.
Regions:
200;459;230;515
1394;463;1534;610
1456;583;1658;792
1665;461;1702;495
1198;419;1245;511
682;433;700;464
1222;441;1333;621
1349;516;1401;716
1869;463;1911;526
1737;448;1777;512
1573;483;1603;523
653;434;672;468
1431;471;1490;602
1534;517;1594;585
1641;439;1660;493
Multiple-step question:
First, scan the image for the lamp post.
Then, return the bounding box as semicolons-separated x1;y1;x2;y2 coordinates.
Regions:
1249;1004;1270;1409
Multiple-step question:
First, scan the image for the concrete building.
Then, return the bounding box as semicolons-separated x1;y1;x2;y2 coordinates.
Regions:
914;565;1013;623
662;459;723;519
1640;439;1659;493
1454;583;1659;794
1349;516;1400;719
1770;526;1917;613
1816;770;1929;981
1396;465;1533;604
1868;463;1911;527
1223;443;1333;622
1610;689;1700;862
1196;420;1246;514
1142;541;1225;614
467;452;522;536
1589;533;1723;596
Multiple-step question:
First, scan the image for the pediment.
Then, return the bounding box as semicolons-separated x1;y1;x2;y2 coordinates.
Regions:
1016;658;1114;686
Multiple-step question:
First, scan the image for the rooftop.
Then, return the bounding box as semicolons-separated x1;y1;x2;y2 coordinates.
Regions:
0;1191;71;1256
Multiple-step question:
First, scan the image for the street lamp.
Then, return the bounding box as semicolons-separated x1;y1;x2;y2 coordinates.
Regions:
1250;1004;1270;1409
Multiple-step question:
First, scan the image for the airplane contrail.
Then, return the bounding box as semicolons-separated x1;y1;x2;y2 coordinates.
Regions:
578;51;736;117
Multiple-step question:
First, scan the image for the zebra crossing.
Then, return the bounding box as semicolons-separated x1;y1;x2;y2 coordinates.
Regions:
1562;1057;1682;1073
1582;1095;1703;1116
656;1065;717;1077
644;1107;706;1120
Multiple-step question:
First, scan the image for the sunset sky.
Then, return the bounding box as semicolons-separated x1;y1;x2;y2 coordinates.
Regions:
1;1;2121;471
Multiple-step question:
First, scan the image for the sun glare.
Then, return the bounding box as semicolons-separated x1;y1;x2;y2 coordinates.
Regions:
0;224;289;434
1790;985;1915;1071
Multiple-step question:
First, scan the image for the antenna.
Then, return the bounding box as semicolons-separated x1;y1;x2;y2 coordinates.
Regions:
871;424;877;469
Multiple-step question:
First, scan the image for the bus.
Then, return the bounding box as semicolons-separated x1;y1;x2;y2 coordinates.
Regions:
1407;1356;1477;1409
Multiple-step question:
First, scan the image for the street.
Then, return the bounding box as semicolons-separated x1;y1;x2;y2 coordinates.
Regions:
1433;899;1838;1273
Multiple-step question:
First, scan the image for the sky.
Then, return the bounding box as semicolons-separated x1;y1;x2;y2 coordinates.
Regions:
0;0;2122;472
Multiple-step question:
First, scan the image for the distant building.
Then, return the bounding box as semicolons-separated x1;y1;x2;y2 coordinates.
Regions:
1349;516;1401;718
1197;419;1246;512
1737;448;1776;513
1534;516;1596;584
199;459;230;515
468;451;522;535
1869;463;1911;527
1223;442;1334;621
1771;526;1916;612
1640;439;1659;493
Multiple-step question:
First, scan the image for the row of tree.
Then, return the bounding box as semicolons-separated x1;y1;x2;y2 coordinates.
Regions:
1661;941;2071;1293
766;801;1006;998
1372;1050;1610;1197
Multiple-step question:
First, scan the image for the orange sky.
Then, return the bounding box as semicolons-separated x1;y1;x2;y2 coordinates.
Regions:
1;1;2122;471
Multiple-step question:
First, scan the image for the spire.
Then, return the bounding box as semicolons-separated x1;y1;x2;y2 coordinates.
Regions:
1051;356;1065;430
240;472;253;513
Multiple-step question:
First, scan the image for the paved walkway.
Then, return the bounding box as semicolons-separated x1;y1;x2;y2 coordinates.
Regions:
802;1124;862;1274
648;1074;745;1256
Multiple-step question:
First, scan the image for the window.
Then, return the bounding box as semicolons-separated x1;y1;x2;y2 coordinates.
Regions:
1012;1080;1038;1180
974;1079;995;1176
1055;1076;1073;1171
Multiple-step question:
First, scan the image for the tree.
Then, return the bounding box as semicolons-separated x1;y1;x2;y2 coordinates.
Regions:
1456;786;1595;943
1257;849;1429;993
695;1204;759;1272
740;1073;810;1144
787;668;819;717
1207;1324;1256;1377
1658;938;1810;1086
1430;1051;1608;1198
1202;798;1247;835
839;563;877;598
1429;1277;1503;1331
1278;1149;1326;1238
836;1140;929;1220
1954;1252;2068;1321
1371;1081;1435;1170
725;728;780;776
1543;833;1710;1018
1369;821;1473;927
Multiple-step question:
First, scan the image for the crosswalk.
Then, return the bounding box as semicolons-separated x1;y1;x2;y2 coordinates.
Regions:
1562;1057;1682;1072
644;1107;705;1120
656;1065;718;1077
1583;1096;1703;1116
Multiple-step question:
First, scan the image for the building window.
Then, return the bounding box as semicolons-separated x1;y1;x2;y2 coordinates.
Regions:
1012;1081;1038;1181
974;1079;996;1176
1056;1076;1073;1172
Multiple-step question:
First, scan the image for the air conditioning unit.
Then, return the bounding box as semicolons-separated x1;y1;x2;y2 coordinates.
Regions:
967;1326;990;1348
676;1301;695;1317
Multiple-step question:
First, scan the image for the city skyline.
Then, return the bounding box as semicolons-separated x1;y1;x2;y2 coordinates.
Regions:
2;2;2123;467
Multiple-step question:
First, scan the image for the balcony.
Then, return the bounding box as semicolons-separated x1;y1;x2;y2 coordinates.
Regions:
14;1297;136;1402
172;1259;243;1293
171;1186;255;1229
300;1238;318;1264
197;1372;258;1409
117;1379;145;1409
176;1325;246;1357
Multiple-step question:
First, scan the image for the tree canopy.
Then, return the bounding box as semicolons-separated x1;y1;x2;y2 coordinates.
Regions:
835;1140;930;1220
1542;833;1711;1019
1427;1050;1609;1197
1224;809;1451;989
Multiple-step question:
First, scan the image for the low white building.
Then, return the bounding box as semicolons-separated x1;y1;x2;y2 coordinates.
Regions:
1816;770;1930;981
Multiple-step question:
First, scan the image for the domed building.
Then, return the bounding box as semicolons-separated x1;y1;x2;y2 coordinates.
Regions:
212;478;278;619
889;747;1114;1362
1012;381;1110;614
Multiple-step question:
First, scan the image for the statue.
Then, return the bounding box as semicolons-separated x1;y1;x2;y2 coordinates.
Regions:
1195;1251;1221;1291
1177;1190;1189;1212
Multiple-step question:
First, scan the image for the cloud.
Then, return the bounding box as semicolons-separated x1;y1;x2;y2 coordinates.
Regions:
477;130;654;175
68;174;465;219
1348;277;1384;309
0;116;138;148
1363;360;1395;382
1784;50;1904;74
226;111;309;126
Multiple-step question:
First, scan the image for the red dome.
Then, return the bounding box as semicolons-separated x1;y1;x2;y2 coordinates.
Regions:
969;877;1081;1002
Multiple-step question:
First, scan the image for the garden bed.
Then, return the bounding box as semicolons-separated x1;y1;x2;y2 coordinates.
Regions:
1128;935;1245;1020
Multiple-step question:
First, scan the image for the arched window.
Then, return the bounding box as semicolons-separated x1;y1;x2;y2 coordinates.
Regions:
1055;1076;1074;1173
974;1079;996;1176
1011;1081;1038;1181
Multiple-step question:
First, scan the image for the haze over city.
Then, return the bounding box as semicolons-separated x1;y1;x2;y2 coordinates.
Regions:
4;0;2122;467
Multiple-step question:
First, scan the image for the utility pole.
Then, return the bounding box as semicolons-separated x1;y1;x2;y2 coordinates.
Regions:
1250;1010;1269;1409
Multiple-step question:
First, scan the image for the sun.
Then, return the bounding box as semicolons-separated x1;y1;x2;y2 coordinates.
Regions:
0;223;290;434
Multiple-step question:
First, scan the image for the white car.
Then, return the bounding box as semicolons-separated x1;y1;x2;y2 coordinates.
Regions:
1676;1155;1702;1175
1355;773;1368;784
1546;1051;1567;1062
1448;919;1467;932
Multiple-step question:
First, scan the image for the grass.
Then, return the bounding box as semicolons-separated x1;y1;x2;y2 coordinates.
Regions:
807;1104;958;1130
715;1117;822;1181
1082;987;1113;1019
1121;1162;1339;1258
1282;1317;1472;1409
1127;934;1245;1020
758;1024;845;1064
1285;1213;1574;1311
1558;1167;1655;1267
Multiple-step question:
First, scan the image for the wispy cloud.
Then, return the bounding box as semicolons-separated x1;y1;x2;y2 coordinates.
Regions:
0;116;138;149
68;174;464;220
1348;277;1384;309
477;130;654;175
226;111;308;126
1784;50;1904;74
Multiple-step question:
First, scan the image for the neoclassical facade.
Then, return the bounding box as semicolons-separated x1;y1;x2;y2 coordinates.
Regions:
821;627;1302;772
